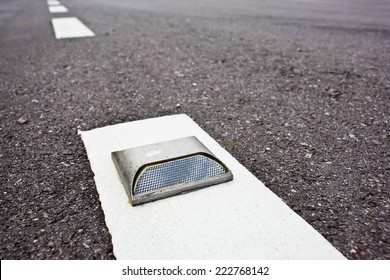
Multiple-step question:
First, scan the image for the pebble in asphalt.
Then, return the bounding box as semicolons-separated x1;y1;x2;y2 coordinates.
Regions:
0;0;389;259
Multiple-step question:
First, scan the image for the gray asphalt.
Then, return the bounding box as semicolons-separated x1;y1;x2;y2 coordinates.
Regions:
0;0;389;259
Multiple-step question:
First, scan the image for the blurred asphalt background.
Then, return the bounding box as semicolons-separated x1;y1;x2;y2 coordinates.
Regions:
0;0;389;259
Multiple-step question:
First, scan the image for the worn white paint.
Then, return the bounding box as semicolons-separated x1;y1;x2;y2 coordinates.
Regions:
51;17;95;39
49;5;68;13
47;0;61;6
80;114;345;260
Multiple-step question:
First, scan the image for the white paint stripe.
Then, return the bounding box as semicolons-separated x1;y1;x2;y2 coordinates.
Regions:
47;0;61;6
48;5;68;13
80;114;345;260
51;17;95;39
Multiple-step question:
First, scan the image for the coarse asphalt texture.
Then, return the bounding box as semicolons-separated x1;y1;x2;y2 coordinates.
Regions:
0;0;389;259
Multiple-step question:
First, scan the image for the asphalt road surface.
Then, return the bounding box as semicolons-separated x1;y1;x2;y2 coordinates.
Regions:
1;0;389;259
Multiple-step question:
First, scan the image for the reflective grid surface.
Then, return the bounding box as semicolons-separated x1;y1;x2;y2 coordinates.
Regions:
134;155;226;195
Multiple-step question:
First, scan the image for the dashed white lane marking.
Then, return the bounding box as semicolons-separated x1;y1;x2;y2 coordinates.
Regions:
49;5;68;13
80;114;345;260
51;17;95;39
47;0;61;6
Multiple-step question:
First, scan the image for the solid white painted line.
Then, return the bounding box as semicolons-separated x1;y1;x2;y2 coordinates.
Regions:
47;0;61;6
80;114;346;260
48;5;68;13
51;17;95;39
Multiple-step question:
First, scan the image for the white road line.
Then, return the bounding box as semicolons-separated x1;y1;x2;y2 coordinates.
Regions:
47;0;61;6
51;17;95;39
48;5;68;13
80;114;345;260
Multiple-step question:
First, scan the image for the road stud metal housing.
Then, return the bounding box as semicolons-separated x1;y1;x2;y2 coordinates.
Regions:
111;136;233;206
